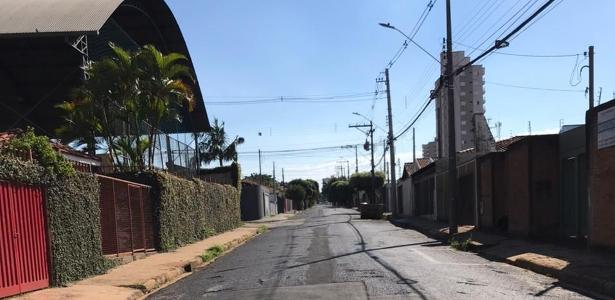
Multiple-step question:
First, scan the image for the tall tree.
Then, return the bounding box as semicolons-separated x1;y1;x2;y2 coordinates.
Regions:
56;43;194;171
135;45;195;166
198;119;243;167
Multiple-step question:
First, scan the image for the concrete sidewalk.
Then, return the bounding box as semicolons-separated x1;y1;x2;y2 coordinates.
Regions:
17;213;297;300
392;217;615;298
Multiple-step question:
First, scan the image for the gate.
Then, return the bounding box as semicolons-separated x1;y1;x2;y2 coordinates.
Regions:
97;175;155;256
0;181;49;298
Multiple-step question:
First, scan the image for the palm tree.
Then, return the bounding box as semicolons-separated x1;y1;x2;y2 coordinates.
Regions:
135;45;195;167
199;119;244;167
56;44;140;167
56;43;194;171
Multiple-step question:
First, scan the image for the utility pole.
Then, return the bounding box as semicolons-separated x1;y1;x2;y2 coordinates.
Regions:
258;149;262;184
379;69;397;215
346;161;350;178
383;140;387;176
445;0;458;235
355;145;359;173
589;46;595;109
350;122;376;203
370;121;375;203
273;161;276;200
282;168;285;186
413;127;416;164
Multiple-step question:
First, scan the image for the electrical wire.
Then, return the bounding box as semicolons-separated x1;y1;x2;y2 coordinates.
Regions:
239;144;360;155
206;91;375;99
467;0;538;58
394;95;434;140
385;0;437;69
454;41;580;58
485;81;585;93
456;0;501;43
207;95;384;105
508;0;565;43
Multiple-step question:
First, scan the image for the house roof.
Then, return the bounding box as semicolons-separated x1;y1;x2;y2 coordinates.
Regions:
0;130;99;162
401;157;434;179
0;0;123;37
495;136;526;152
0;130;19;144
458;136;528;155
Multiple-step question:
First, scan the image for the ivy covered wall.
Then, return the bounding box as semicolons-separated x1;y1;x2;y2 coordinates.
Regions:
0;155;112;286
120;171;242;251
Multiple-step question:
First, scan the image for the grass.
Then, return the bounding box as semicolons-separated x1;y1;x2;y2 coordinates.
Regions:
257;225;268;234
201;245;225;262
450;236;472;252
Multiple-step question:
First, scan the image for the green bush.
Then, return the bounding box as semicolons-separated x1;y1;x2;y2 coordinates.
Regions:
288;179;319;208
120;171;241;251
329;180;353;207
0;155;111;286
285;184;306;210
1;128;75;177
349;171;385;192
46;174;113;285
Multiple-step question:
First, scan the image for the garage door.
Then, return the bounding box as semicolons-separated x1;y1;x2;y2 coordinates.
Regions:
0;181;49;298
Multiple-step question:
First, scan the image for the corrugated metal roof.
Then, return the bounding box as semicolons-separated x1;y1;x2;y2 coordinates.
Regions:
0;0;123;37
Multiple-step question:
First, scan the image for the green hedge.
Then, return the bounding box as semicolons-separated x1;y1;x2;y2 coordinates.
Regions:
0;155;111;286
329;180;353;207
120;171;241;251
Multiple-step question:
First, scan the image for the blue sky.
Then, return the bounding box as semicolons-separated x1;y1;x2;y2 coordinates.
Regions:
166;0;615;183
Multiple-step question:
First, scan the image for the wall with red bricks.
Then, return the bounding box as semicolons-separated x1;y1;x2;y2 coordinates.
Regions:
529;136;560;238
505;141;530;236
588;101;615;249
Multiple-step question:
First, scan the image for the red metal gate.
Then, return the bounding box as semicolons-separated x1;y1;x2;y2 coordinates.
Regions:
98;175;155;256
0;181;49;298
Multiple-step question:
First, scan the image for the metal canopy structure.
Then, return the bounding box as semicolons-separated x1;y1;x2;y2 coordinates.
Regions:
0;0;210;135
0;0;123;37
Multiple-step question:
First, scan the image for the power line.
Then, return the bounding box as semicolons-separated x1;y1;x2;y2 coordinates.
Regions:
486;81;585;93
206;91;375;99
456;0;501;43
508;0;565;43
240;144;360;155
394;95;434;139
467;0;537;58
394;0;558;142
386;0;437;69
452;0;559;78
454;41;580;58
207;95;385;105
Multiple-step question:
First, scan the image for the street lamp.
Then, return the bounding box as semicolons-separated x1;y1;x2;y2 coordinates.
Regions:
378;22;442;65
352;112;386;133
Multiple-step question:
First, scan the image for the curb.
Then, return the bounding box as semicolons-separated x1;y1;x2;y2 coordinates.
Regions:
391;219;615;298
510;257;615;298
126;229;260;296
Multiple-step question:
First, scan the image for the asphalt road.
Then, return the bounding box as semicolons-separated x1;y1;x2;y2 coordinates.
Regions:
148;205;595;300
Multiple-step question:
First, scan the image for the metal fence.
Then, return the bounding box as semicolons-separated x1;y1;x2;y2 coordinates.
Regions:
0;181;49;298
97;175;156;256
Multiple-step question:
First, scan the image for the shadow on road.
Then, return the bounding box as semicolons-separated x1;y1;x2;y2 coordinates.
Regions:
287;213;432;300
